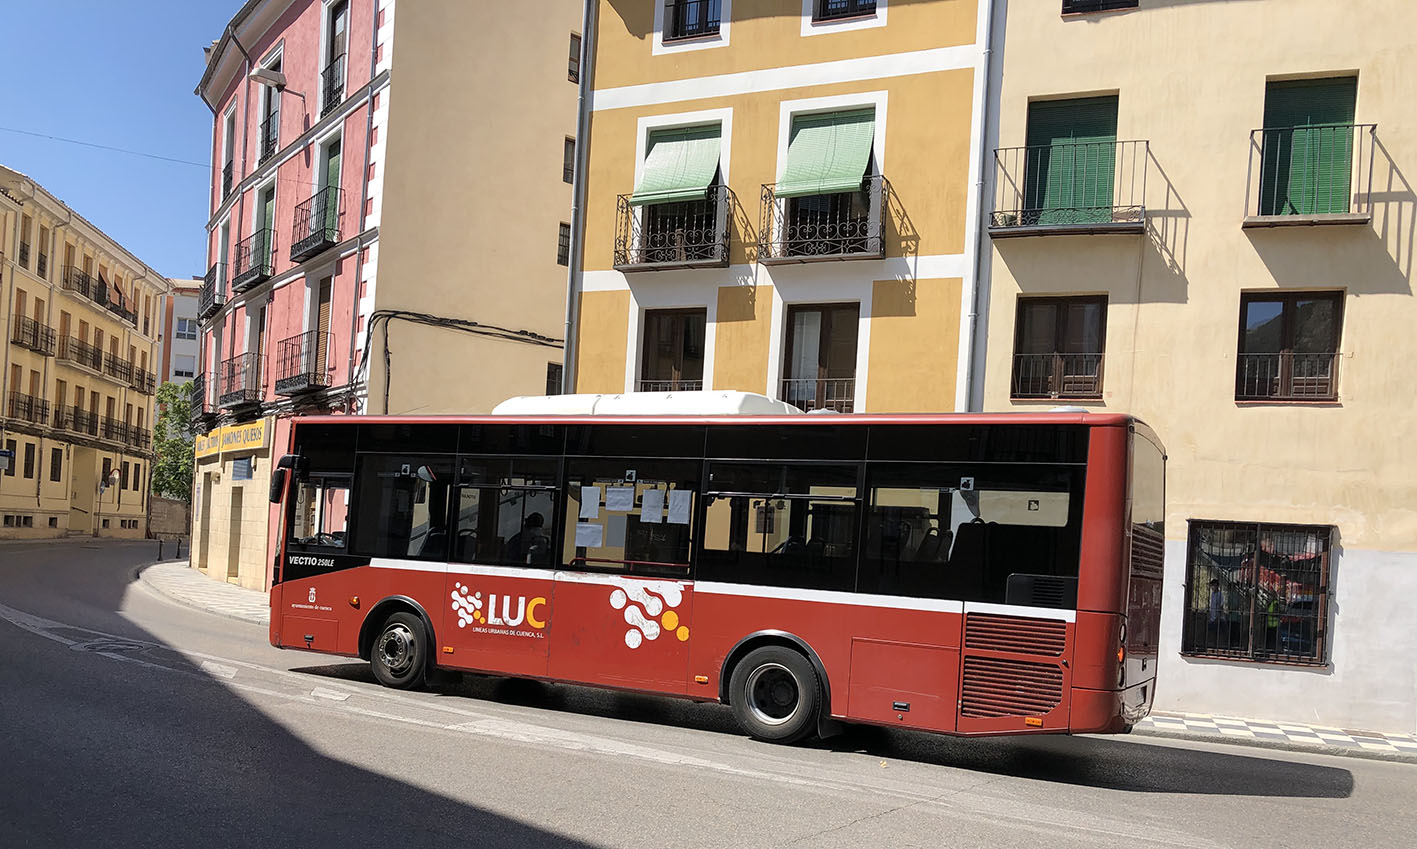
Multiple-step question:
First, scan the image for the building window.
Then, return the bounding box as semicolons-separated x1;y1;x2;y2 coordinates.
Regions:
175;355;197;379
50;448;62;483
1011;296;1107;399
557;222;571;266
568;33;581;83
665;0;721;41
781;303;858;413
19;215;32;267
563;137;576;184
49;517;58;528
322;0;349;117
38;226;50;278
176;318;198;340
545;362;564;396
121;461;130;491
814;0;876;22
1061;0;1139;13
3;440;15;477
133;463;142;491
232;457;254;481
23;443;36;479
762;108;881;261
1020;96;1120;226
1182;520;1332;665
640;309;705;392
1236;292;1342;401
1257;77;1358;217
621;124;726;269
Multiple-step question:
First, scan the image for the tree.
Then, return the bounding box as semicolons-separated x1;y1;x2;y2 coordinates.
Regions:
152;382;195;501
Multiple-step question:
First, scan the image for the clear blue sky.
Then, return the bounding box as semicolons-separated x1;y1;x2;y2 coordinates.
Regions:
0;1;237;280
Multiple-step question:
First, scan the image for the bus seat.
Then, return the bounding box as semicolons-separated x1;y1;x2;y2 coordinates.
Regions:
947;519;989;599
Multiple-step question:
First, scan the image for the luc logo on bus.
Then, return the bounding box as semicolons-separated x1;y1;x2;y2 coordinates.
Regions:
450;582;547;632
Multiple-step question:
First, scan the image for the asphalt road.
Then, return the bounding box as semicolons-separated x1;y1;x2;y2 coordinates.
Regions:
2;540;1415;849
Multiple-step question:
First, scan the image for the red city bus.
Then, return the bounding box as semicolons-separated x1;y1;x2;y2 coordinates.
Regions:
268;411;1165;743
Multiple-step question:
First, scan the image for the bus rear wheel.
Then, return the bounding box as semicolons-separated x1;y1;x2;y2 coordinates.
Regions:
729;646;820;744
371;612;428;690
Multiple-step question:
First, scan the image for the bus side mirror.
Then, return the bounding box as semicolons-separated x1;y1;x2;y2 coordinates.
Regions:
269;468;288;504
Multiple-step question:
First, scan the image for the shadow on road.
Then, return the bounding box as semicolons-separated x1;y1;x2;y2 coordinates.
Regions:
0;542;605;849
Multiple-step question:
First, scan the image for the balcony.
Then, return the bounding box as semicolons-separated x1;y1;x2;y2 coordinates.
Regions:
11;316;57;356
290;187;342;262
990;140;1148;237
55;406;100;438
58;336;103;372
1236;352;1339;402
190;374;216;430
1243;124;1376;227
219;353;264;408
222;161;234;201
780;378;855;413
274;330;331;396
758;175;887;263
61;265;101;303
6;392;49;426
321;53;346;118
614;186;732;271
126;425;152;452
99;416;130;445
815;0;877;21
131;365;157;396
637;379;703;392
259;112;280;164
104;352;134;385
18;242;29;266
104;296;137;327
37;253;48;278
231;229;274;292
199;262;227;321
1010;353;1104;400
664;0;721;41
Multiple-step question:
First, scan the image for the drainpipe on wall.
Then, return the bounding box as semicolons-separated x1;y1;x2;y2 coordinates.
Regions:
561;0;598;394
963;0;1002;412
345;0;381;414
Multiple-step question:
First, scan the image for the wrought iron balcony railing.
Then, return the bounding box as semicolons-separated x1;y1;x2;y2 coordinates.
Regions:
1062;0;1139;12
291;186;342;262
199;262;227;321
59;336;104;372
6;392;49;426
99;416;131;445
37;253;48;278
614;185;733;271
637;379;704;392
131;366;156;396
11;316;57;356
231;229;275;292
759;175;887;263
126;424;152;451
274;330;332;395
18;242;30;266
55;406;100;437
219;353;264;408
1244;124;1376;226
1010;353;1105;399
189;373;215;428
259;112;280;163
990;140;1148;235
663;0;721;41
62;265;103;305
1236;352;1339;401
222;161;234;200
815;0;877;21
321;53;347;118
104;296;137;326
104;352;134;384
780;377;855;413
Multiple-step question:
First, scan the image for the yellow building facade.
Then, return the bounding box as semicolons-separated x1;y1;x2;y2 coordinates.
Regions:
570;0;993;413
0;166;169;538
980;0;1417;732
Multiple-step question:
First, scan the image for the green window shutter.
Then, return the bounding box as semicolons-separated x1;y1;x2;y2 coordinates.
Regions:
1260;78;1357;215
630;125;722;206
776;108;875;198
1024;96;1119;225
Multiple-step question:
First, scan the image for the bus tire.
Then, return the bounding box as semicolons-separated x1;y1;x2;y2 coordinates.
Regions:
729;646;821;744
370;612;428;690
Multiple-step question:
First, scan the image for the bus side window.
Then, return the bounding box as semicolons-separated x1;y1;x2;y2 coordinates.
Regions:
291;476;351;550
452;457;559;568
562;458;698;576
349;455;455;561
698;463;859;592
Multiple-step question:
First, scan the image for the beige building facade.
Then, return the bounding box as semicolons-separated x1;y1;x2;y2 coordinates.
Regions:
980;0;1417;732
0;166;169;539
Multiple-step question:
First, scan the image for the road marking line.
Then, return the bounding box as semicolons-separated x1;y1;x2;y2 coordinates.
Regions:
201;660;238;679
311;687;352;701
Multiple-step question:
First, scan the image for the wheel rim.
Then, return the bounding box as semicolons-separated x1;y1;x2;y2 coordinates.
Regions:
745;662;801;727
378;623;416;676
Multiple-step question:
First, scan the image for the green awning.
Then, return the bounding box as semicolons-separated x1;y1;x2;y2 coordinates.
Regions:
777;109;875;198
629;125;722;206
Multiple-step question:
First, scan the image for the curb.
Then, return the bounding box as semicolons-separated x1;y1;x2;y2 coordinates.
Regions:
134;562;271;627
1130;723;1417;765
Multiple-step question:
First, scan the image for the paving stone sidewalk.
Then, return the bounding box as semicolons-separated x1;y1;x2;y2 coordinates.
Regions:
138;560;270;626
1133;711;1417;762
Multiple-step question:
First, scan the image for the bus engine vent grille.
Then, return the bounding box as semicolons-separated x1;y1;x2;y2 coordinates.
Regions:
1131;525;1166;580
960;657;1064;718
964;613;1067;657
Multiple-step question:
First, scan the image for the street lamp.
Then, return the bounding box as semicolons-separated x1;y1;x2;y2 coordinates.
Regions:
248;67;306;101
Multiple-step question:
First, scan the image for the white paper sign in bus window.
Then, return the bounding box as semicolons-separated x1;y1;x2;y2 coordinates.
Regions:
605;486;635;513
580;486;601;519
667;489;692;525
640;489;664;524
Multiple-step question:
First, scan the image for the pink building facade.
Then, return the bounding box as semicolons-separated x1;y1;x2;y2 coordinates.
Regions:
192;0;394;588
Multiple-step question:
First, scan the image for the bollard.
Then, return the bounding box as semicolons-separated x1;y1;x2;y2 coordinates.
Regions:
158;538;165;560
177;537;184;559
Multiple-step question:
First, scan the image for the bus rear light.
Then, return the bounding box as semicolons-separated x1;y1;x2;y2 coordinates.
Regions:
1025;717;1043;727
1117;647;1125;664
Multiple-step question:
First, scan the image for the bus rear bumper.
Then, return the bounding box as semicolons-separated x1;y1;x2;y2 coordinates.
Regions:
1070;687;1129;735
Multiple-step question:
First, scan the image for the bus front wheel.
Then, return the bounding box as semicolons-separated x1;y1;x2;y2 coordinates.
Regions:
729;646;820;744
370;612;428;690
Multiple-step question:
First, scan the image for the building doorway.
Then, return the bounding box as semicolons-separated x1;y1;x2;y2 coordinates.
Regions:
227;487;243;583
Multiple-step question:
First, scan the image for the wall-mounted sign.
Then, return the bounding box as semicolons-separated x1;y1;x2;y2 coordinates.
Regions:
195;417;271;460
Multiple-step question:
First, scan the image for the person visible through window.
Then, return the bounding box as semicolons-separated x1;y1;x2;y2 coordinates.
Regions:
505;512;548;565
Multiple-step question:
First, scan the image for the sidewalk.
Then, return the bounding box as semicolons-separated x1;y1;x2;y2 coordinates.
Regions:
133;560;1417;763
138;560;270;626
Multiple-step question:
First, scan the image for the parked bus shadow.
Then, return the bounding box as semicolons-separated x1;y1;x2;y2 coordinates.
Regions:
290;661;1354;799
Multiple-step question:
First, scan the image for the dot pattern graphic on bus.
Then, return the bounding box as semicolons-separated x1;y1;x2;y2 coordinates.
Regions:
450;582;485;627
608;580;688;649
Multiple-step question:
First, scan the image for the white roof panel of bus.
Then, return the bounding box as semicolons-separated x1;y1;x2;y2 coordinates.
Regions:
491;391;804;417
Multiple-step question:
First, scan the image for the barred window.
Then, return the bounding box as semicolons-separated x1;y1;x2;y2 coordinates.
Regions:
1182;520;1331;665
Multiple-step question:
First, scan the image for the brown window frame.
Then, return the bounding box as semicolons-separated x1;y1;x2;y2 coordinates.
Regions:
639;308;706;392
1181;520;1332;666
1235;291;1343;402
780;302;859;413
1010;295;1107;400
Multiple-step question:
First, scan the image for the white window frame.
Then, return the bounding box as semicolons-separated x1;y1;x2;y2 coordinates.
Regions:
653;0;732;55
174;354;197;378
317;0;352;116
256;44;284;156
801;0;887;37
